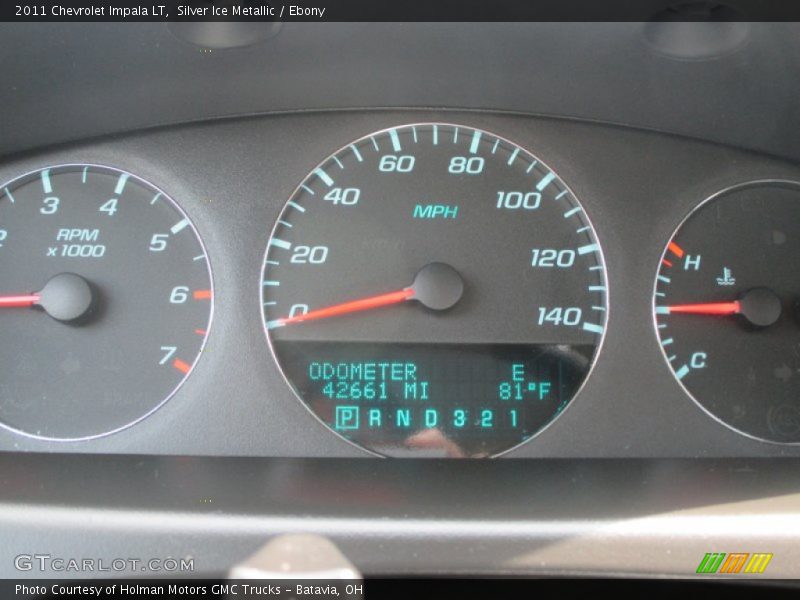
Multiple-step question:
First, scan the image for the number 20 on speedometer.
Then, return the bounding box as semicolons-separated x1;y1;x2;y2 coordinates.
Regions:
262;123;608;457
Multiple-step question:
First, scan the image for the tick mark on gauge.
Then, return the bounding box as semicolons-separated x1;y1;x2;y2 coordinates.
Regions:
578;243;599;255
172;359;192;374
314;168;334;187
150;192;162;204
350;145;363;162
675;365;690;380
269;238;292;250
170;218;189;235
389;129;402;152
668;242;685;258
507;148;519;165
582;322;604;334
193;289;212;300
41;169;53;194
300;185;315;196
114;173;130;195
564;207;582;218
469;130;482;154
3;187;15;203
287;201;306;212
536;172;555;191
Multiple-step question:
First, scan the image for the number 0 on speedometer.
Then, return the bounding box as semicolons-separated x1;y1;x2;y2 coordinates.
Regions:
262;124;607;457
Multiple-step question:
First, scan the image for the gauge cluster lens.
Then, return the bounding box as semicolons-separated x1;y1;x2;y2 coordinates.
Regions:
654;181;800;443
0;165;212;440
262;124;607;457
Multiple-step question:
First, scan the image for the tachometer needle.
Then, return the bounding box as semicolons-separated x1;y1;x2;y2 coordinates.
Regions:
0;273;95;321
271;262;465;328
666;301;741;315
0;294;40;308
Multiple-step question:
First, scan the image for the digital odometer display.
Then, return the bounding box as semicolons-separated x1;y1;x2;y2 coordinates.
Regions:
262;124;607;457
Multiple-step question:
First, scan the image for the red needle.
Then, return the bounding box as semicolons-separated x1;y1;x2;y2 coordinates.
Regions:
0;294;39;308
279;287;415;326
666;301;741;315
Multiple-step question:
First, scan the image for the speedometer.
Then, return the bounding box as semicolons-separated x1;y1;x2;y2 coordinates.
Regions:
262;124;607;457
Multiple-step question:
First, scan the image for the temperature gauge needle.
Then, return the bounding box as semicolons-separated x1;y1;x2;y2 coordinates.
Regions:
662;288;782;327
0;294;40;308
271;262;464;328
666;301;741;315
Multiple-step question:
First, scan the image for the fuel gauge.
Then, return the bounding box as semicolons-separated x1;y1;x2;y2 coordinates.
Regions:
654;181;800;443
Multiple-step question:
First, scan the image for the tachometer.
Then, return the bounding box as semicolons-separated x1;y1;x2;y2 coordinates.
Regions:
0;165;212;441
654;181;800;443
262;124;607;457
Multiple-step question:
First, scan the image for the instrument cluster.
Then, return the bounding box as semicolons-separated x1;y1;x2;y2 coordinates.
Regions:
0;111;798;457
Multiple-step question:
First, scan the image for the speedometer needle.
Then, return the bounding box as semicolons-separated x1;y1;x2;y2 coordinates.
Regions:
281;288;415;325
272;262;464;327
666;301;741;315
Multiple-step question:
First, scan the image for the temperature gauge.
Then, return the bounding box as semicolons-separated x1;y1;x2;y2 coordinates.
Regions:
654;181;800;443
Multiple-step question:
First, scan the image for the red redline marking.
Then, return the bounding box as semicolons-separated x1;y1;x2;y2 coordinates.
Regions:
668;242;685;258
193;289;212;300
662;258;673;268
194;329;207;336
172;359;192;374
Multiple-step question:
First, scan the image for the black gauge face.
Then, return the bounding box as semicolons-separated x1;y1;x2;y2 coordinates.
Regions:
654;181;800;443
262;124;607;457
0;165;212;440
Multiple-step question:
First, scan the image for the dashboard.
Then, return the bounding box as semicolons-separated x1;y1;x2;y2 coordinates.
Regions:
2;20;800;580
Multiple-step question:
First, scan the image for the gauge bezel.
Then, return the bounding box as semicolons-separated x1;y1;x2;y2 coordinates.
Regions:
0;163;215;442
260;122;610;458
